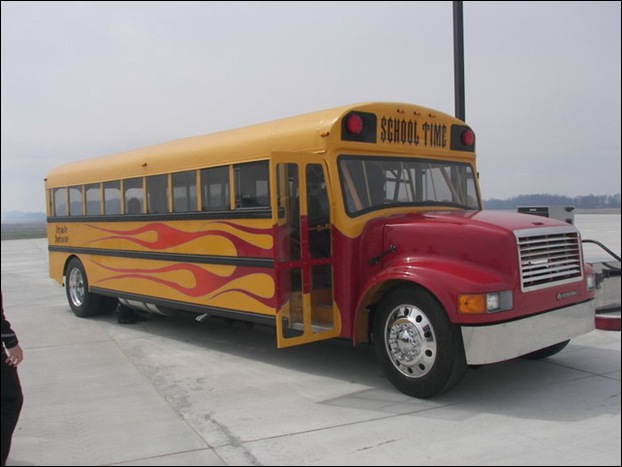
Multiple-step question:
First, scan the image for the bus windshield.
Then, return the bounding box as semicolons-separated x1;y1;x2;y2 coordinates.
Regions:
338;155;480;216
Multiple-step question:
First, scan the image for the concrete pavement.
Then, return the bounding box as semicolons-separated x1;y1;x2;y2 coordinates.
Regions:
2;238;620;466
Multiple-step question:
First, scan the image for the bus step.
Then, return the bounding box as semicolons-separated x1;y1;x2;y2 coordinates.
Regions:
289;322;335;333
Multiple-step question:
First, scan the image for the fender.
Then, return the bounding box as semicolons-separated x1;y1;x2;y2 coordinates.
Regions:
352;255;512;341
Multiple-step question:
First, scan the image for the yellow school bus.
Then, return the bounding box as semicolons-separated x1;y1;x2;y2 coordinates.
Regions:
45;102;596;397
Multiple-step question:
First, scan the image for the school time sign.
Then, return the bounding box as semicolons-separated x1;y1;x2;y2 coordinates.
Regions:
379;116;448;149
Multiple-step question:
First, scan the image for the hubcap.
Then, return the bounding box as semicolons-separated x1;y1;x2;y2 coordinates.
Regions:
68;267;85;307
385;304;437;378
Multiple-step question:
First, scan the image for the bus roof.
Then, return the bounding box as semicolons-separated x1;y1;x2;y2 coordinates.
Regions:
44;102;464;187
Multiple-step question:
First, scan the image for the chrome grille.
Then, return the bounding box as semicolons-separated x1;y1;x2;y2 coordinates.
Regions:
514;226;583;292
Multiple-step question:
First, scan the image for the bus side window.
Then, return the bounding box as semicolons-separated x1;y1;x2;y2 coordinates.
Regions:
234;161;269;208
146;174;168;214
172;170;197;212
69;185;83;216
124;177;144;215
127;198;142;214
85;183;102;215
53;187;67;216
201;166;230;211
104;181;121;215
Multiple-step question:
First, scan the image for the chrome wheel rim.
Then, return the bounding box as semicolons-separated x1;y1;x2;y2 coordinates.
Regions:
68;267;85;307
385;304;437;378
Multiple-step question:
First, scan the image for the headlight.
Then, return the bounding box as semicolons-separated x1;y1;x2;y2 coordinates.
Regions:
586;273;596;291
458;291;513;314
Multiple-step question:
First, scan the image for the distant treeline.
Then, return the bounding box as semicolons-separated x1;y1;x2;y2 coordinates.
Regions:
484;193;621;210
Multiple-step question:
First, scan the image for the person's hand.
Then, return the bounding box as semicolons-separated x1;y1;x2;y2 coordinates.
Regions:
4;344;24;367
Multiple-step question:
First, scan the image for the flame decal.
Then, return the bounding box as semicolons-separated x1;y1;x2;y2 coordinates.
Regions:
90;260;274;308
85;222;272;253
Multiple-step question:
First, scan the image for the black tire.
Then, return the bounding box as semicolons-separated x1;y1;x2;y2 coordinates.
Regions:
65;258;104;318
373;286;467;398
100;296;119;314
522;340;570;360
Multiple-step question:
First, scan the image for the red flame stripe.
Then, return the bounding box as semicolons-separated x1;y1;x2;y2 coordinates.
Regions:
85;222;271;256
90;259;274;307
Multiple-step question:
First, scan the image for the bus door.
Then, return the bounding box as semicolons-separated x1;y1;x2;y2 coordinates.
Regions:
272;154;340;347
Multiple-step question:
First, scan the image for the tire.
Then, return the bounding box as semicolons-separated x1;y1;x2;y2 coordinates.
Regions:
65;258;104;317
373;286;467;398
522;340;570;360
101;296;119;314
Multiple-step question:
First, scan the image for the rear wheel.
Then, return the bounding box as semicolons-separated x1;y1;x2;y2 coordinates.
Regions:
65;258;104;317
373;286;467;398
522;340;570;360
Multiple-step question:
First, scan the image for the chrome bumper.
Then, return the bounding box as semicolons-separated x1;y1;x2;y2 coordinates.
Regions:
462;301;595;365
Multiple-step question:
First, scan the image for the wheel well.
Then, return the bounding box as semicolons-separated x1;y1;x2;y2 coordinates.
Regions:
62;255;80;286
354;279;439;345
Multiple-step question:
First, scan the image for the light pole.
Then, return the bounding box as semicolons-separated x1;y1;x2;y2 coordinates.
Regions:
453;1;465;121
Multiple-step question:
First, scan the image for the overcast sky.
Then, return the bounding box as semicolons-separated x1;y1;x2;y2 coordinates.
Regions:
1;1;620;213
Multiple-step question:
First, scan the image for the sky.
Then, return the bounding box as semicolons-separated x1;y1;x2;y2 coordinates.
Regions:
1;1;620;213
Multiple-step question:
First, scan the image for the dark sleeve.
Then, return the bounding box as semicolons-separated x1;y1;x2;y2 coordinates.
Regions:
1;292;19;350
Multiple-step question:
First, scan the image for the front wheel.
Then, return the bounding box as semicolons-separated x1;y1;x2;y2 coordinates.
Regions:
65;258;104;317
373;286;467;398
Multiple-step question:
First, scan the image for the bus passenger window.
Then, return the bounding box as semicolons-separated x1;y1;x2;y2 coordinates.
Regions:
53;187;67;216
69;185;83;216
146;174;168;214
127;198;141;214
104;181;121;215
201;166;230;211
85;183;102;215
235;161;269;208
172;170;197;212
124;177;143;215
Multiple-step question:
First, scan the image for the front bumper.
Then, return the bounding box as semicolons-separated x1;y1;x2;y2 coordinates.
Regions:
461;300;595;365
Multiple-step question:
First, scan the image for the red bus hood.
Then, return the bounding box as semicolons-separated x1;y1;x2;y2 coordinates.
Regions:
380;209;579;281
